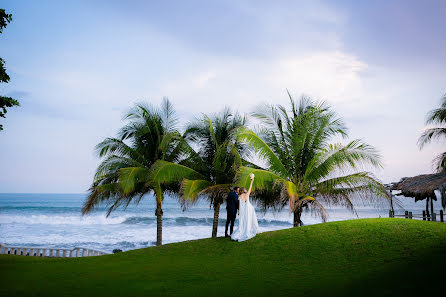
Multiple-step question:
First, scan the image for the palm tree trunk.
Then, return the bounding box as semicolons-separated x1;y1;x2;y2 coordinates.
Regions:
293;206;303;227
155;199;163;246
212;202;221;238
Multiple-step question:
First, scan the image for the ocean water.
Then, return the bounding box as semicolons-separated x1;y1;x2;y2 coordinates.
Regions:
0;193;443;253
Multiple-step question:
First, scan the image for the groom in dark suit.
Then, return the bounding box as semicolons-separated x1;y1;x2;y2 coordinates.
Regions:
225;187;240;237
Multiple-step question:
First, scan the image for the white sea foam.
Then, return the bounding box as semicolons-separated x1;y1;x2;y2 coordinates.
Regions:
0;214;129;225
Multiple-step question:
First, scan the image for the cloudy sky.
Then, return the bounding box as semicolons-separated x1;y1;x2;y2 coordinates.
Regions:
0;0;445;193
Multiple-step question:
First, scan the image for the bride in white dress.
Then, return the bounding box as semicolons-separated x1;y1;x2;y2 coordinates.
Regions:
231;173;259;242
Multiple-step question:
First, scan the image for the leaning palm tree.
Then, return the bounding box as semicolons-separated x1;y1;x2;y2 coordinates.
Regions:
418;94;446;172
82;98;193;246
235;94;389;226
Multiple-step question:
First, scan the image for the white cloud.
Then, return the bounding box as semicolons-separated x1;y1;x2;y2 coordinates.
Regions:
159;50;369;114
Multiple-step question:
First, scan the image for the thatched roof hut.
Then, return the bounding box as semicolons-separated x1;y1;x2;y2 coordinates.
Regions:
391;173;446;207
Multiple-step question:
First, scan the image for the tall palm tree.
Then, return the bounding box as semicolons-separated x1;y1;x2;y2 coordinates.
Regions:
82;98;195;246
182;109;249;237
153;109;248;237
235;94;389;226
418;94;446;172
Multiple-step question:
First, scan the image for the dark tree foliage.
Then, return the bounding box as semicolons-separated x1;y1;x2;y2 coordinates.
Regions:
0;9;19;131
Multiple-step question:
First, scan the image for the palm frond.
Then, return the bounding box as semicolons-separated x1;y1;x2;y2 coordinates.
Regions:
94;155;144;180
251;103;284;135
82;182;121;215
204;114;218;146
433;151;446;173
235;166;284;191
200;184;232;197
118;167;151;195
180;179;213;204
305;200;328;223
150;160;204;185
425;94;446;125
304;140;383;182
315;172;390;211
160;97;178;132
236;127;289;177
418;127;446;148
95;138;146;163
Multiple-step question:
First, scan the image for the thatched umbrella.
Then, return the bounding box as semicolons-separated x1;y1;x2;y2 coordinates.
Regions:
391;172;446;213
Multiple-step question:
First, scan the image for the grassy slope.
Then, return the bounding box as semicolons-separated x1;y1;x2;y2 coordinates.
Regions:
1;218;445;297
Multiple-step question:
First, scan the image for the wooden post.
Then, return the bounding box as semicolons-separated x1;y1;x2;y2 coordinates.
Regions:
389;210;393;217
427;211;431;221
440;210;444;222
426;197;429;214
423;210;426;220
430;196;434;216
404;211;408;218
409;211;413;219
432;213;437;222
389;189;394;213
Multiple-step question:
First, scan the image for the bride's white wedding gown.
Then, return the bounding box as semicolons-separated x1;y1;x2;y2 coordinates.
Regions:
231;195;259;241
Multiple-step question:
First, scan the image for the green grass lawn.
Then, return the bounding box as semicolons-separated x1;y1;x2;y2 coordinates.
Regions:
1;218;445;297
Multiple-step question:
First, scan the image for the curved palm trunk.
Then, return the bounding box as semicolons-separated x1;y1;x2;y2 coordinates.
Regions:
155;198;163;246
212;202;221;238
293;206;303;227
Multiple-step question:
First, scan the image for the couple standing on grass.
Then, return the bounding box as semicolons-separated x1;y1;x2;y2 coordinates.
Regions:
225;173;259;241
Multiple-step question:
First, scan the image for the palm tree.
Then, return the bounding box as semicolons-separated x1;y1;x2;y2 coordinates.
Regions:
82;98;196;246
153;108;248;238
418;94;446;172
183;109;250;237
235;94;389;226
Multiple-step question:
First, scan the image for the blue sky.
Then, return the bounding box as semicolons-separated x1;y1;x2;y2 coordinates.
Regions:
0;0;445;193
